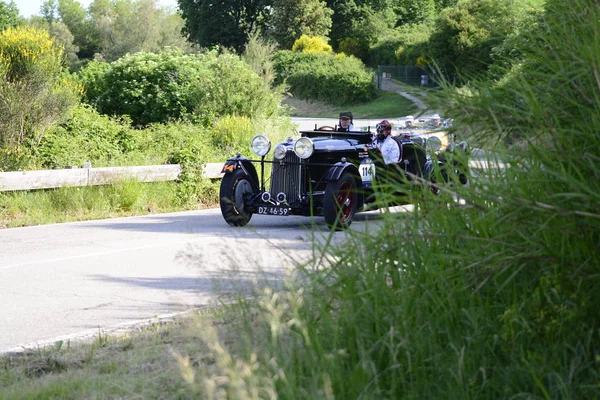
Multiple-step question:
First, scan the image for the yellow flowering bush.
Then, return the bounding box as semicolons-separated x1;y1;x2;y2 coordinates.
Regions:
0;26;62;82
0;26;79;164
291;35;332;54
415;55;428;67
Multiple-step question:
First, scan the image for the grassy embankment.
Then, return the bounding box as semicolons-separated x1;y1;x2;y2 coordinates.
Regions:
283;90;417;118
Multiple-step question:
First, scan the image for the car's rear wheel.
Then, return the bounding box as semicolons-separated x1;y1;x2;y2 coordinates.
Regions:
220;168;256;227
323;172;357;230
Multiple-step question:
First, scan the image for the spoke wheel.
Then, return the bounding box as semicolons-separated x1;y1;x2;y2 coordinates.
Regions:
219;168;256;226
323;172;357;230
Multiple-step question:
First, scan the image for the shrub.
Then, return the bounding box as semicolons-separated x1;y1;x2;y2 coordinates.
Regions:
427;0;542;81
78;49;282;126
291;34;332;54
0;26;79;154
210;115;255;149
37;105;139;168
273;50;377;105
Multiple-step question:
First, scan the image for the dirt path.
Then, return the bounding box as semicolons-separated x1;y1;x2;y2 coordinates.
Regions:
379;79;428;111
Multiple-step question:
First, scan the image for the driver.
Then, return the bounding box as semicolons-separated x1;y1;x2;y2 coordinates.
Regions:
337;111;355;132
404;115;416;128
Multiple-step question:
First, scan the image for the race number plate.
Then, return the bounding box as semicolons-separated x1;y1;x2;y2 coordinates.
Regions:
257;206;291;216
359;158;375;187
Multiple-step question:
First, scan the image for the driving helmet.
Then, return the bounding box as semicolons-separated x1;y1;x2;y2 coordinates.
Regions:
376;119;392;141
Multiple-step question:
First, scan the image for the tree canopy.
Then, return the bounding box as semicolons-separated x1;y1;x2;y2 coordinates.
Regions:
269;0;333;50
178;0;272;52
0;0;22;30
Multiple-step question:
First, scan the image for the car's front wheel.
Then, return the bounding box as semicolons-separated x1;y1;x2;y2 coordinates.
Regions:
323;172;357;229
219;168;256;227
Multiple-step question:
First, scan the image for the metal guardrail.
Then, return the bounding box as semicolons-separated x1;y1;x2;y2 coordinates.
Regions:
0;157;503;193
0;163;225;192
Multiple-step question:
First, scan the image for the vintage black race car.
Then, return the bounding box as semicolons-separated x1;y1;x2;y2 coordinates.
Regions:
218;125;469;229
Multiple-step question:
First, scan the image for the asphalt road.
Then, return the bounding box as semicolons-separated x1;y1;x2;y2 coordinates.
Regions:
0;207;393;353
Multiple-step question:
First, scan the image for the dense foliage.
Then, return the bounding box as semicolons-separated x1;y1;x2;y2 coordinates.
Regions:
273;50;377;104
6;0;545;87
79;49;283;126
269;0;333;50
0;0;22;30
178;0;272;53
427;0;541;81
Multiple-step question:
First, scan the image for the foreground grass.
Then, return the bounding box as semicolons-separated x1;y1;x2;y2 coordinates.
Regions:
0;180;220;228
283;91;417;118
0;310;239;399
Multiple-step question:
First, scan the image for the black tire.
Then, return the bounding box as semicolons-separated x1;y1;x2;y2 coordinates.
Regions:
219;168;256;227
323;172;357;230
459;172;470;186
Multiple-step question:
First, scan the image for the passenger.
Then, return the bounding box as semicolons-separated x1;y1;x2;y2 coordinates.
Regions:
405;115;416;128
430;113;442;129
337;111;355;132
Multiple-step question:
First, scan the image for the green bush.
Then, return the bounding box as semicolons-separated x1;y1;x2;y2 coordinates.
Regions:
427;0;541;81
37;105;139;168
367;23;433;67
209;115;255;149
78;49;283;126
273;50;377;105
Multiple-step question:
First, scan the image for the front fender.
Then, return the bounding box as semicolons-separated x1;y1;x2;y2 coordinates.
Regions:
323;161;360;182
222;156;259;186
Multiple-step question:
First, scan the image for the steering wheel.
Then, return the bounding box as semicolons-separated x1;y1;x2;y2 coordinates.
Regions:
318;126;335;131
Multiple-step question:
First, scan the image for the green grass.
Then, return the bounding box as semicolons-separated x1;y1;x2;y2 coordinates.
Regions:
0;311;231;400
0;180;219;228
283;91;418;118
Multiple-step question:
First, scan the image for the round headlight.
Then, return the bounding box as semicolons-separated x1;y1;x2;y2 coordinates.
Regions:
251;135;271;157
293;137;314;159
426;136;442;152
274;144;287;160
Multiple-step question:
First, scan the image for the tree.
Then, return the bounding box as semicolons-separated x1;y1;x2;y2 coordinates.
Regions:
427;0;538;81
269;0;333;50
325;0;397;58
93;0;162;61
242;30;277;86
178;0;272;52
0;0;22;30
41;0;100;59
393;0;436;26
30;16;81;70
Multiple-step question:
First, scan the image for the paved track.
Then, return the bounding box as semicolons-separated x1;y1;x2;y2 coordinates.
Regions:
0;207;390;353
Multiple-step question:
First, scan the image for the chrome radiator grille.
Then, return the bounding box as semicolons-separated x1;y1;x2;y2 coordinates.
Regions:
270;152;302;201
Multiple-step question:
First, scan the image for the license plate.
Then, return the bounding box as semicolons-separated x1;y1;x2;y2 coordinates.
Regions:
257;206;291;216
